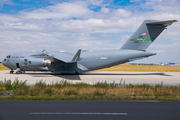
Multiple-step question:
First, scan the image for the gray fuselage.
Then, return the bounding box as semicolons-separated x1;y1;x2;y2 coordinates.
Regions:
2;49;155;74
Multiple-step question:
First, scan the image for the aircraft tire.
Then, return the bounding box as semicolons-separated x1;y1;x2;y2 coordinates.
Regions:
16;71;21;74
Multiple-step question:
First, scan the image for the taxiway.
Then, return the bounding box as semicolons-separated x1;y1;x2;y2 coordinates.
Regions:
0;70;179;85
0;100;180;120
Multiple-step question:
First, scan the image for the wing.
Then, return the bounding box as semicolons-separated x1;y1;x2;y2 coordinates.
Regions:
48;49;81;63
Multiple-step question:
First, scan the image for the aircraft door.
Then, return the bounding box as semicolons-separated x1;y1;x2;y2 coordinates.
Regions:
16;63;20;68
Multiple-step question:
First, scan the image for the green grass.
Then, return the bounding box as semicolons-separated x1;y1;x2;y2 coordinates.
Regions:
0;78;180;101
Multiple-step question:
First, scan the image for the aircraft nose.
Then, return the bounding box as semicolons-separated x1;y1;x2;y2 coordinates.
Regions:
1;59;4;65
1;58;5;65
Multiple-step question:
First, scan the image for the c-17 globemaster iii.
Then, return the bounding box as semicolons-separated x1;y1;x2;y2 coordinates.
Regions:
2;20;177;74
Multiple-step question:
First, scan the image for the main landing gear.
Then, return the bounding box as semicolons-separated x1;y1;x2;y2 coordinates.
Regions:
15;68;25;74
16;71;25;74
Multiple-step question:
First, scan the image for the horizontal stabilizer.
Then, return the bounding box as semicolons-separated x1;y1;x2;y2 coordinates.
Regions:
146;20;178;25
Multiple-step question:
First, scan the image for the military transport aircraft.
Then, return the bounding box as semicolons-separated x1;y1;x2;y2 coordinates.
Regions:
2;20;177;74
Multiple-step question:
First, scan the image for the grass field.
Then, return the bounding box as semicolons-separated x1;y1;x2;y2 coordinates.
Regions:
97;64;180;72
0;64;9;70
1;63;180;72
0;79;180;101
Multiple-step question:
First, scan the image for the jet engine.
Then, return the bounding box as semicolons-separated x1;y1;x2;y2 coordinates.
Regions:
27;58;51;68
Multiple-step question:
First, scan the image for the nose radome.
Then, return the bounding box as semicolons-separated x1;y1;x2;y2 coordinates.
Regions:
1;59;4;65
1;58;5;65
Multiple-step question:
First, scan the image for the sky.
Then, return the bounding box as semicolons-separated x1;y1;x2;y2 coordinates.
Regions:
0;0;180;64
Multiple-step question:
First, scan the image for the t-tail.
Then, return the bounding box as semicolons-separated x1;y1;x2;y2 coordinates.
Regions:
121;20;177;51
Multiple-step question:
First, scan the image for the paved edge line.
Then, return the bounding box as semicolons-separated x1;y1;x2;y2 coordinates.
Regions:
29;112;128;115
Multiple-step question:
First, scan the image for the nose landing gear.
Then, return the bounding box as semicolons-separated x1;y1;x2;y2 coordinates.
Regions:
10;70;14;74
9;68;25;74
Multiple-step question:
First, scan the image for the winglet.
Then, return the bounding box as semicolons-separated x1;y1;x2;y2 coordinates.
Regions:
71;49;81;62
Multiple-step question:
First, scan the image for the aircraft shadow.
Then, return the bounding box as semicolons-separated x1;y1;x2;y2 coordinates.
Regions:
21;73;81;80
11;72;172;80
51;75;81;80
7;72;81;80
56;72;171;80
80;72;172;76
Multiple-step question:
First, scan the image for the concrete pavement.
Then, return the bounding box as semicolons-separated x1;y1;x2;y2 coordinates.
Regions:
0;70;179;85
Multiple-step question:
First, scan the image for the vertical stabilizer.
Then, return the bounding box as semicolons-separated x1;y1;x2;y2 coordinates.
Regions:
121;20;177;51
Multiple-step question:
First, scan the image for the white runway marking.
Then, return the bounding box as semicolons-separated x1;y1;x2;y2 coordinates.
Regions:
30;112;127;115
134;100;160;102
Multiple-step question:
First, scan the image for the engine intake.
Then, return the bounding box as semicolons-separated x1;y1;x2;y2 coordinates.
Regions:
43;59;51;66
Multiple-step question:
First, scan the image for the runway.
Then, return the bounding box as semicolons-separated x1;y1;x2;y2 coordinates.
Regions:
0;100;180;120
0;70;179;85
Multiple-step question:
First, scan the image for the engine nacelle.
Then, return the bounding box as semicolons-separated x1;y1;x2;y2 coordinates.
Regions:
27;58;51;68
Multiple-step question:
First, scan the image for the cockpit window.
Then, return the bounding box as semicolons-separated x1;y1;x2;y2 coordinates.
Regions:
6;55;11;58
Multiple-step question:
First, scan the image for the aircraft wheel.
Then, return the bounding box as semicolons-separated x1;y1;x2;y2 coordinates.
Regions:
10;71;14;74
16;71;21;74
75;71;79;75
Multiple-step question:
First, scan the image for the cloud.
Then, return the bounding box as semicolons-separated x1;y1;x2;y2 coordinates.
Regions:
19;1;94;20
0;0;180;63
155;50;164;53
145;0;180;12
100;7;110;14
87;0;104;6
0;14;20;22
0;0;14;6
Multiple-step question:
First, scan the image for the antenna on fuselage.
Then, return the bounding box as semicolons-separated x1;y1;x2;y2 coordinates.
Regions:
42;50;46;52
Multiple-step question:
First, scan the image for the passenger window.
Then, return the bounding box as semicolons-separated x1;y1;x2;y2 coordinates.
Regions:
28;61;31;64
4;59;6;61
